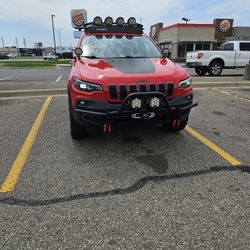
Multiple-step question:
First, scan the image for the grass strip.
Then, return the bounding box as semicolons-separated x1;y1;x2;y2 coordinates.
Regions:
0;60;70;67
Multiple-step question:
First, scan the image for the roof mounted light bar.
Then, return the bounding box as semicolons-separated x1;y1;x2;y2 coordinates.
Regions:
84;16;144;34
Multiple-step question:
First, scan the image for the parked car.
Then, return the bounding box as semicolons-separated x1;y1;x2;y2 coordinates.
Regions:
67;16;198;139
43;53;58;60
0;53;9;60
7;52;17;58
186;41;250;76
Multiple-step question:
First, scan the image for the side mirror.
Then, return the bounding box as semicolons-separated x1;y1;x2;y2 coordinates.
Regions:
75;48;83;57
162;48;169;58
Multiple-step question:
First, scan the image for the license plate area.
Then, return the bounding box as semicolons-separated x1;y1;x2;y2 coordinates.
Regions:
131;112;155;120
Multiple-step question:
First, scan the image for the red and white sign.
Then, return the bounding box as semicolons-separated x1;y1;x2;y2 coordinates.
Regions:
220;20;231;32
151;26;157;38
71;9;87;30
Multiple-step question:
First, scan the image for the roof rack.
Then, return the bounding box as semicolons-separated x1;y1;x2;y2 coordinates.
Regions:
83;17;144;34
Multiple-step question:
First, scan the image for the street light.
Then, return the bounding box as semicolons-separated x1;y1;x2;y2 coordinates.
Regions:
58;29;63;54
182;17;190;24
51;14;57;54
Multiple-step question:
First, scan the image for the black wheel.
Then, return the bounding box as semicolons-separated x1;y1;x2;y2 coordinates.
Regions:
208;61;223;76
195;67;208;76
162;118;188;132
68;96;87;140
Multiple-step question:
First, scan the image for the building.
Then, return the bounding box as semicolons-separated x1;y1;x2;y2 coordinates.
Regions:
150;18;250;61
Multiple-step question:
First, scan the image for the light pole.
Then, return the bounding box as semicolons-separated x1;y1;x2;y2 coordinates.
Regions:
182;17;190;24
15;37;19;56
1;37;4;48
51;14;57;54
58;29;63;53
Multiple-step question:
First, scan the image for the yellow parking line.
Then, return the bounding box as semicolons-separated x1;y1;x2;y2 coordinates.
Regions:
185;125;241;166
0;96;52;193
215;89;250;103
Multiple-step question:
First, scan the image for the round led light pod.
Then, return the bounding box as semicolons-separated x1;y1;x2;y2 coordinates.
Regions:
131;98;142;110
116;17;125;26
105;16;113;26
93;16;103;26
128;17;136;26
149;97;161;108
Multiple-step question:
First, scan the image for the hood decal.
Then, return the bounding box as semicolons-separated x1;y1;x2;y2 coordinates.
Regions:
105;58;156;74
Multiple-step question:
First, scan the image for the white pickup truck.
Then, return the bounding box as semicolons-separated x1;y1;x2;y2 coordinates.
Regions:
43;53;58;61
186;41;250;76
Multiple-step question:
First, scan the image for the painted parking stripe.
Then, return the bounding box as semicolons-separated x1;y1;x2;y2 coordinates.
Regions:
0;96;53;193
215;89;250;102
185;126;241;166
56;75;62;82
0;76;13;81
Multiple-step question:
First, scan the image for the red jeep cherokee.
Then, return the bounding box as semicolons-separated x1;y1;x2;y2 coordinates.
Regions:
68;17;197;139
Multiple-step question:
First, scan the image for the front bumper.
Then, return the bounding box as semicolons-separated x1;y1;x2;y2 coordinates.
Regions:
72;92;198;127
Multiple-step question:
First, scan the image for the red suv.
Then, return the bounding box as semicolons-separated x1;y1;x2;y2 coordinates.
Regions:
68;17;197;139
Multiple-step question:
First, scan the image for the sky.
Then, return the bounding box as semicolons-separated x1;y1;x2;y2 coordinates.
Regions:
0;0;250;48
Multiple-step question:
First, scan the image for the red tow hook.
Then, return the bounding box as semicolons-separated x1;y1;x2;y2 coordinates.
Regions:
103;123;112;134
173;119;180;128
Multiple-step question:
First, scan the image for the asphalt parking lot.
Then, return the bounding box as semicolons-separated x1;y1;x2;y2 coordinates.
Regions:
0;67;250;249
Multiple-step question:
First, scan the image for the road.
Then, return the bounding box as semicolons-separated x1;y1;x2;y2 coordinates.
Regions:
0;67;249;249
0;65;246;83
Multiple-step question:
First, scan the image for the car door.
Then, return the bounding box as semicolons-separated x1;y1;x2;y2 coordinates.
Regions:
236;42;250;67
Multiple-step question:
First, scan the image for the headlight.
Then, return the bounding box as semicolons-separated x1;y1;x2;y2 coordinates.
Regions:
74;78;103;92
179;77;192;88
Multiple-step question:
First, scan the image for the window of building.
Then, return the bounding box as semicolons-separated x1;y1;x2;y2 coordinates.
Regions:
240;42;250;51
195;42;211;51
178;42;194;58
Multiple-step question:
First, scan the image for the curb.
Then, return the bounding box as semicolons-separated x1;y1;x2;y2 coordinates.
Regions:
192;82;250;88
0;88;67;98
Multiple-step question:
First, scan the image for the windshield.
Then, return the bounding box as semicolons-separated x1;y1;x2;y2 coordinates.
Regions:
80;35;161;59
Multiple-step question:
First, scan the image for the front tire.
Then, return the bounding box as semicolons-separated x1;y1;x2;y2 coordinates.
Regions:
162;118;188;132
195;67;208;76
208;61;223;76
68;96;87;140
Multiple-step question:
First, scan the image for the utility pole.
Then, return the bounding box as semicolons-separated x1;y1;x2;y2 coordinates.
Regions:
23;37;26;48
58;29;62;53
1;37;4;48
51;14;57;54
16;37;19;56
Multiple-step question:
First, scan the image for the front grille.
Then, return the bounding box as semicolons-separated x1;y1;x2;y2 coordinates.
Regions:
108;83;174;101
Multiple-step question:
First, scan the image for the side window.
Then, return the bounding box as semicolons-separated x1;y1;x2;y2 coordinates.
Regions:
240;43;250;51
226;43;234;51
219;43;234;51
219;44;226;50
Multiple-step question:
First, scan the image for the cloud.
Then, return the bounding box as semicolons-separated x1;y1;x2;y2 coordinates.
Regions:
1;0;249;33
0;0;190;32
0;0;249;47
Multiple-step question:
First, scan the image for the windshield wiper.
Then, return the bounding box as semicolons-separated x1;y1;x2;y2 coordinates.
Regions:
83;55;100;59
110;56;147;59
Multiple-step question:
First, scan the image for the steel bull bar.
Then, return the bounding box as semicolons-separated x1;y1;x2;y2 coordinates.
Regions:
74;91;198;133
